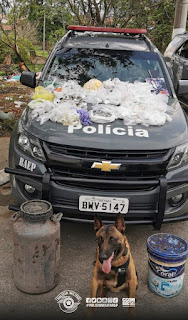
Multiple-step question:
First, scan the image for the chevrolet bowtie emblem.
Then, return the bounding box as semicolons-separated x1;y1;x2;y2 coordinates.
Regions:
91;161;121;172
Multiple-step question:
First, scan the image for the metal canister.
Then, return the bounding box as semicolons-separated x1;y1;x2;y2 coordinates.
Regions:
12;200;62;294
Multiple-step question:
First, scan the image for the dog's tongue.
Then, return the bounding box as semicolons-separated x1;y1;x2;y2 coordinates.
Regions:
102;253;114;274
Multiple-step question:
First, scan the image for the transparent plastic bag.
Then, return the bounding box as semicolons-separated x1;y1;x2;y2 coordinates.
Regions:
50;102;80;126
83;79;103;90
53;87;64;99
32;86;55;101
89;105;116;123
29;79;173;127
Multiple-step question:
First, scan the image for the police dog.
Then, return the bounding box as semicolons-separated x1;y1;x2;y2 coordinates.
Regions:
91;213;138;314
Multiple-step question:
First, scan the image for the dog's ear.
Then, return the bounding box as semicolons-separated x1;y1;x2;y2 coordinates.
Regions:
94;214;103;232
115;213;125;233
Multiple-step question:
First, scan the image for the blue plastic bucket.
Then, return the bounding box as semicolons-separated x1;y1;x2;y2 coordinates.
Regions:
147;233;188;297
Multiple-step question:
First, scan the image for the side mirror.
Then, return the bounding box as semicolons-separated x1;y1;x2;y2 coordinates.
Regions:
20;71;36;88
177;80;188;95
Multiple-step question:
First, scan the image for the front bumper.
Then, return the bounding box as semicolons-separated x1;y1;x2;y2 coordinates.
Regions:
7;125;188;229
6;162;188;229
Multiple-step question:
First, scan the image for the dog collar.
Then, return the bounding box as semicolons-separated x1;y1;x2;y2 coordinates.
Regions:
123;246;128;256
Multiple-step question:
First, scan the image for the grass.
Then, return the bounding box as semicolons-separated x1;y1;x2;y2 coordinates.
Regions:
35;48;49;58
28;64;44;73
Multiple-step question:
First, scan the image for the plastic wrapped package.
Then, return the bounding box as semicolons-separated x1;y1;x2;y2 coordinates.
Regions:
83;79;103;90
28;99;52;110
45;78;61;92
89;105;117;123
159;92;169;103
138;111;168;127
103;79;116;90
29;100;55;125
30;100;80;126
123;116;137;126
35;112;52;125
103;90;123;106
28;79;173;127
103;78;122;90
125;106;172;127
53;87;63;100
117;106;136;125
51;109;80;126
84;89;103;105
29;100;54;119
57;81;85;104
32;86;55;101
50;102;80;126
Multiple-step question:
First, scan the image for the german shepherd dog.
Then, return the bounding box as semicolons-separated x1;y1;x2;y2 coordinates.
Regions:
91;213;138;314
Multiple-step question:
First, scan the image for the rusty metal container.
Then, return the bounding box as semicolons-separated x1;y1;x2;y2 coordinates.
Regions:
12;200;62;294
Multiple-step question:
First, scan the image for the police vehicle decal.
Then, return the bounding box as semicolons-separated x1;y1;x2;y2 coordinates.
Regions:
19;157;36;172
68;124;149;137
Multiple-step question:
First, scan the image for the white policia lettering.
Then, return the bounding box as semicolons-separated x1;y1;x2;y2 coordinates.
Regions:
68;124;149;137
19;157;36;172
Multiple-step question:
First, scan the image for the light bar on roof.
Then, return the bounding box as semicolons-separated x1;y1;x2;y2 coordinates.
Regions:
68;25;147;34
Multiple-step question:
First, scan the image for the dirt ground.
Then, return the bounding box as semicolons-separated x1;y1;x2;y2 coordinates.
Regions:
0;80;33;136
0;136;10;170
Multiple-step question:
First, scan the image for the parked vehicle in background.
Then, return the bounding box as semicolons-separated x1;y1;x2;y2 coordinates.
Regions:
164;32;188;102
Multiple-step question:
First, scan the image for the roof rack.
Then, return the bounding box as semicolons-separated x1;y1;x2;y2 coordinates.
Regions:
68;25;147;34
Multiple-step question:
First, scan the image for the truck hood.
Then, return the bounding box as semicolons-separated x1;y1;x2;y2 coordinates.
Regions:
22;99;188;150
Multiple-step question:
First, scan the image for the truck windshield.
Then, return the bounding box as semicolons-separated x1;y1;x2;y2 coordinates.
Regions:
44;48;169;89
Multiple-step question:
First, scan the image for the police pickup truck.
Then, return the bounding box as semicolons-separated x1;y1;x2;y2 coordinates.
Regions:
6;26;188;228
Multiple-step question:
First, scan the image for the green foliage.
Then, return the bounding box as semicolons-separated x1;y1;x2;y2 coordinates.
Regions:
0;37;11;64
117;0;176;52
148;0;175;53
26;0;72;45
0;33;34;64
17;37;34;63
48;28;66;47
64;0;176;52
0;0;180;61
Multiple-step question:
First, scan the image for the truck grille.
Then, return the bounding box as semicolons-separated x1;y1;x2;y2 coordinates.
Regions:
51;167;159;191
43;142;174;191
45;141;172;160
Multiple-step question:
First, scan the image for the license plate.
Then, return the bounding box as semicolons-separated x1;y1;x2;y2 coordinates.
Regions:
79;196;129;214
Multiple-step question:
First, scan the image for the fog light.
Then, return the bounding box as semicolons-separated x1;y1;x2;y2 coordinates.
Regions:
24;184;36;194
170;194;184;206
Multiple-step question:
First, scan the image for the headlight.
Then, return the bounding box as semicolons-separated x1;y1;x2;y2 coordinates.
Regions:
167;142;188;170
18;133;46;162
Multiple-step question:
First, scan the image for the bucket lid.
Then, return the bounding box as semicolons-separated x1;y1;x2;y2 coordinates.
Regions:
20;200;53;221
147;233;188;260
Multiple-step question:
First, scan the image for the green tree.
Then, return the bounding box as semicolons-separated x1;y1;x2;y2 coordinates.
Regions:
148;0;175;53
24;0;72;47
65;0;176;52
0;0;34;66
